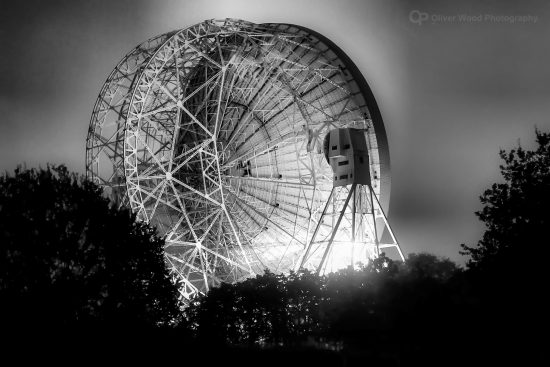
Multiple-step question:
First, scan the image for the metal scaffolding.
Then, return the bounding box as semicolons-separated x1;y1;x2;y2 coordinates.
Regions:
86;18;401;300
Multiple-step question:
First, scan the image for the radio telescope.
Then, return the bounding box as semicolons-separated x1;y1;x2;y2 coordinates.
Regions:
86;19;403;300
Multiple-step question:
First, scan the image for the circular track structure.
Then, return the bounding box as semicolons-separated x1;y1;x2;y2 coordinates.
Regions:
86;19;392;299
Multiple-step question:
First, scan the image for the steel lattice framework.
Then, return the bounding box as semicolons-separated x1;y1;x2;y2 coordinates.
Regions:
86;19;400;300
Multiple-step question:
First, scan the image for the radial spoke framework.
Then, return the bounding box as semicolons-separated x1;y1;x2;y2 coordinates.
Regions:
86;19;392;300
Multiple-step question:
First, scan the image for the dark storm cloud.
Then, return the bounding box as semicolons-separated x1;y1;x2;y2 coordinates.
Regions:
1;0;549;263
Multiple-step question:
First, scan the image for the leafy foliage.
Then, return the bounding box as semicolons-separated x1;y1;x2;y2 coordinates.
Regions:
183;252;461;354
184;269;326;345
0;165;181;329
461;129;550;270
458;130;549;362
2;129;548;363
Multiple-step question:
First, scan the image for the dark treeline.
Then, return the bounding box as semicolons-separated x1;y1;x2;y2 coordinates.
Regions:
183;254;465;365
0;166;181;330
1;130;548;365
177;130;549;365
180;252;542;366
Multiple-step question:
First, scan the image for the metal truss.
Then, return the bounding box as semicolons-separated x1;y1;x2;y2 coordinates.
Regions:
86;19;396;301
299;183;405;274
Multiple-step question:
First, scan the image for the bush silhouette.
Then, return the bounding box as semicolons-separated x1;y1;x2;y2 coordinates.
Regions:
0;165;181;329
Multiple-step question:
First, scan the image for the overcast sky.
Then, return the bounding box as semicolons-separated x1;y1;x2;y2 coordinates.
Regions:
1;0;549;264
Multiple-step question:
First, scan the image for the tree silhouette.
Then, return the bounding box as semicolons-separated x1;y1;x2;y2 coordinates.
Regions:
183;252;463;366
397;252;458;281
184;269;326;346
459;129;549;363
0;165;181;329
461;129;550;270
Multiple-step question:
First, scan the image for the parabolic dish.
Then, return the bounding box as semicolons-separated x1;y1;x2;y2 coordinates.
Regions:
86;19;393;299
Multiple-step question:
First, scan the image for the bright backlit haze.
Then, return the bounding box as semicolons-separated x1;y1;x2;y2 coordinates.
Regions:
2;0;549;265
